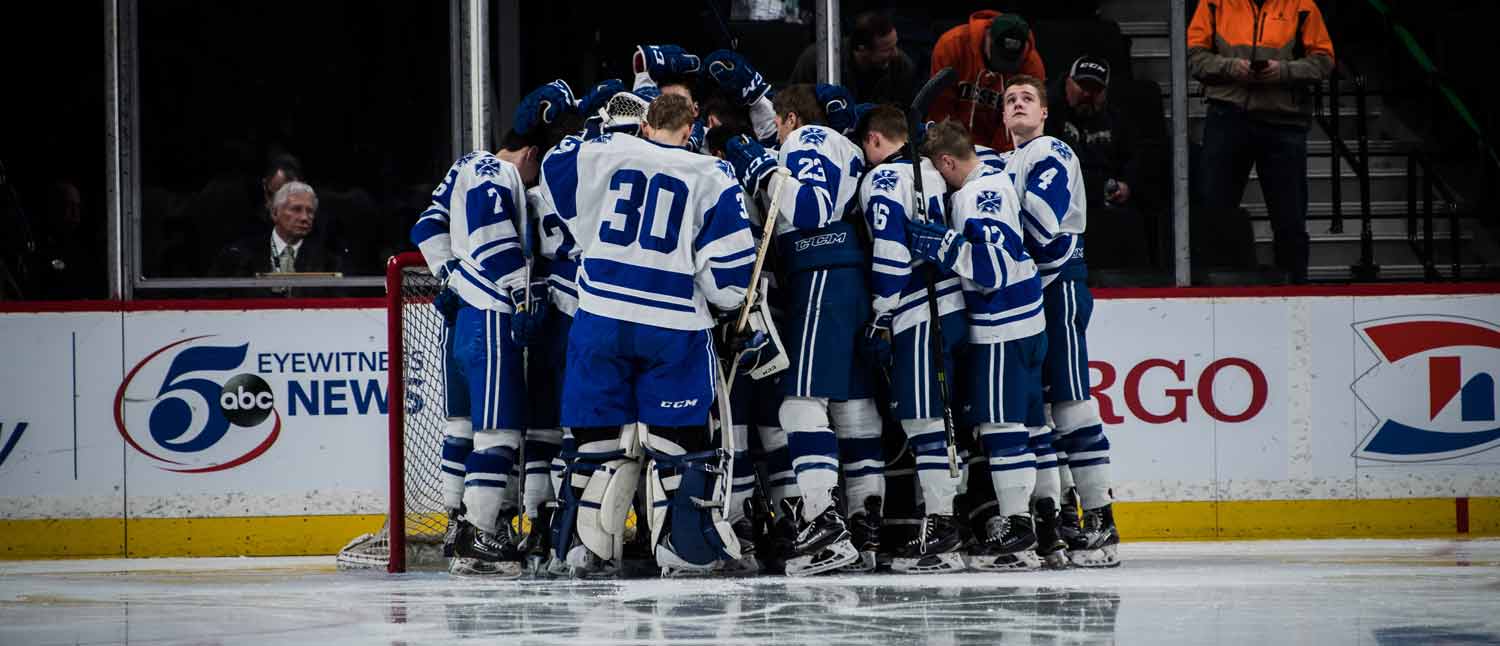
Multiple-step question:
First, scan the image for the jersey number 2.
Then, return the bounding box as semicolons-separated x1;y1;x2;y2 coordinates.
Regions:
601;169;687;253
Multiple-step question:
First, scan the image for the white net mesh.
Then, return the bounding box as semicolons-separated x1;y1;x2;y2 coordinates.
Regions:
337;258;449;571
602;91;650;130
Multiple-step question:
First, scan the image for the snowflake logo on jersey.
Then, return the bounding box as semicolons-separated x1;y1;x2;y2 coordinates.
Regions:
456;151;480;166
977;190;1004;214
871;169;899;193
715;160;736;181
799;128;827;146
474;157;502;178
1050;139;1073;161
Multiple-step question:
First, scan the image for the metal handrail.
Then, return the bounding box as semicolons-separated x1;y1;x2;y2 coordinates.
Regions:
1312;58;1378;280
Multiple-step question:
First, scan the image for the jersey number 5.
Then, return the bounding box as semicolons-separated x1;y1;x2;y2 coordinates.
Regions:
601;169;688;253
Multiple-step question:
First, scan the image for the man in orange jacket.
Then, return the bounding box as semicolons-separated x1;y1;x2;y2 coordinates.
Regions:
928;11;1047;153
1189;0;1334;283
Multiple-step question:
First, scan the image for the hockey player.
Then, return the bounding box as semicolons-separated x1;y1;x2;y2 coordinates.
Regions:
913;120;1053;570
854;106;969;574
410;80;574;577
541;94;756;577
998;75;1120;568
721;83;880;576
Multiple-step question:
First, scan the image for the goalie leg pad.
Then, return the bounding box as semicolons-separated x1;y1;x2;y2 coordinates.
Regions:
575;457;641;562
551;427;627;564
645;426;741;572
745;289;790;379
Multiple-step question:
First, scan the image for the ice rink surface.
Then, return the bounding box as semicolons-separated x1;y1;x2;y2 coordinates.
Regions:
2;539;1498;645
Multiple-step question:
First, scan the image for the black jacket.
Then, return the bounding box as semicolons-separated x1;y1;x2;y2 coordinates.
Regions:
214;231;345;297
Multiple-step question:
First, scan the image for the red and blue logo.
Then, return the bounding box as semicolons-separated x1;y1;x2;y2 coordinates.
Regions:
114;336;282;473
1352;315;1500;462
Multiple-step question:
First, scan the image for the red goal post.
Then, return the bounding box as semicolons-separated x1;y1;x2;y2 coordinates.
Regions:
337;252;449;572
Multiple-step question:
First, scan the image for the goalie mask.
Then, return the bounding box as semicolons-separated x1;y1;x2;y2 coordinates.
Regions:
599;91;651;136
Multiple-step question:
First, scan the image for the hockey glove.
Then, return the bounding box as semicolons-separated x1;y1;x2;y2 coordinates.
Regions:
578;79;626;117
432;286;462;326
687;120;707;152
861;313;894;369
515;80;577;136
907;218;971;276
633;85;662;102
724;135;778;197
508;282;549;348
814;83;855;132
705;49;770;105
635;44;702;81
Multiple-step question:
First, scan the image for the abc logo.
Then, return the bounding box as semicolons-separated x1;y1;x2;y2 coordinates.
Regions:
219;373;274;427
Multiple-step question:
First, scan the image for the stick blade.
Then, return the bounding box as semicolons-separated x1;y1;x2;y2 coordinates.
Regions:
911;67;958;119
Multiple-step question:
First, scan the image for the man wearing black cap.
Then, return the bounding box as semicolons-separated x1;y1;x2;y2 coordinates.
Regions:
928;10;1047;153
1045;55;1168;270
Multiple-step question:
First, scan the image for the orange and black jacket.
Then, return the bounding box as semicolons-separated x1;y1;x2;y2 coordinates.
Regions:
1188;0;1335;127
928;10;1048;152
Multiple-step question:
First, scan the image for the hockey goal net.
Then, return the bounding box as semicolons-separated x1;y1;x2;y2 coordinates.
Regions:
337;252;450;572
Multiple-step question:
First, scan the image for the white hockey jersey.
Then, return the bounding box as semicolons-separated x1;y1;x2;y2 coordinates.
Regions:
857;159;965;335
769;124;864;236
947;164;1044;343
411;151;528;312
539;133;755;331
528;184;580;316
997;135;1088;287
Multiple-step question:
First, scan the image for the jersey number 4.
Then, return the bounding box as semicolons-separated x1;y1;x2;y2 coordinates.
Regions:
600;169;688;253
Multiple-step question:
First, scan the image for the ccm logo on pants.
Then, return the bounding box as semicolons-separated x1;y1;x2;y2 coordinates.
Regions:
661;399;700;409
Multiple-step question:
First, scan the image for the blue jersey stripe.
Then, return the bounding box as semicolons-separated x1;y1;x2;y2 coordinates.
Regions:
583;257;694;300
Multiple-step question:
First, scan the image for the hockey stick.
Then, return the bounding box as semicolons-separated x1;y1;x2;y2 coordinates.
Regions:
725;166;789;396
907;67;961;478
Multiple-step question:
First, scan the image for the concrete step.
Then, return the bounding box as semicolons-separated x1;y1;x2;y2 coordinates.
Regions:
1243;200;1454;219
1251;215;1467;239
1244;167;1419;204
1303;147;1413;172
1118;21;1168;37
1255;235;1481;271
1305;263;1496;282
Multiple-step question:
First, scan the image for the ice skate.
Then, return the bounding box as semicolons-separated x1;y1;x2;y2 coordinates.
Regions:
891;514;966;573
837;496;882;573
1058;487;1086;551
1032;497;1070;569
1068;504;1120;568
563;543;623;579
965;513;1041;571
450;518;525;578
784;498;859;576
719;517;762;576
518;504;555;576
442;506;465;559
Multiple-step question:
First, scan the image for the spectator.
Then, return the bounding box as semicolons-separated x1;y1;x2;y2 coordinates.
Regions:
788;10;917;106
1045;56;1167;269
928;10;1046;153
215;181;343;295
30;181;103;299
1188;0;1334;283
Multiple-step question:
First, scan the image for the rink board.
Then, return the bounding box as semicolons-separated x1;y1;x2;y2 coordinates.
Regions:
0;285;1496;557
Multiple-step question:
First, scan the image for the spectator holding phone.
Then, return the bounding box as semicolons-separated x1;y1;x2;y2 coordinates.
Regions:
1188;0;1334;283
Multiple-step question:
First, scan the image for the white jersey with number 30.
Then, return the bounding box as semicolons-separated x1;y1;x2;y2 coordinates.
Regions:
540;133;755;331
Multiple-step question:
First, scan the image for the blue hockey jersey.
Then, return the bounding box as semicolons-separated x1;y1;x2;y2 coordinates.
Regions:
997;135;1088;286
857;158;965;335
539;133;755;331
947;164;1044;343
410;151;529;312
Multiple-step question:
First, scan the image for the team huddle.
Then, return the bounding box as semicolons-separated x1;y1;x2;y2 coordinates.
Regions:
410;43;1119;579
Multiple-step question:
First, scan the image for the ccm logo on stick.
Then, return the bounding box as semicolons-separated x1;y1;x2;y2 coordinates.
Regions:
1090;358;1269;424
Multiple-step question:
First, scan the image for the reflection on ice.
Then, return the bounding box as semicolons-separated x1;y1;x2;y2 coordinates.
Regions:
1;540;1497;645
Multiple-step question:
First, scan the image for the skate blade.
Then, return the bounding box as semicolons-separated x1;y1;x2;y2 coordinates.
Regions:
836;551;878;573
891;552;966;574
964;550;1042;571
1067;544;1120;568
448;557;524;578
784;540;859;577
1039;550;1071;570
718;556;762;577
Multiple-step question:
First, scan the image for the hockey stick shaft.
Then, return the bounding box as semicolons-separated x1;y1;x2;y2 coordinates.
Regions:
908;67;961;478
725;167;789;397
